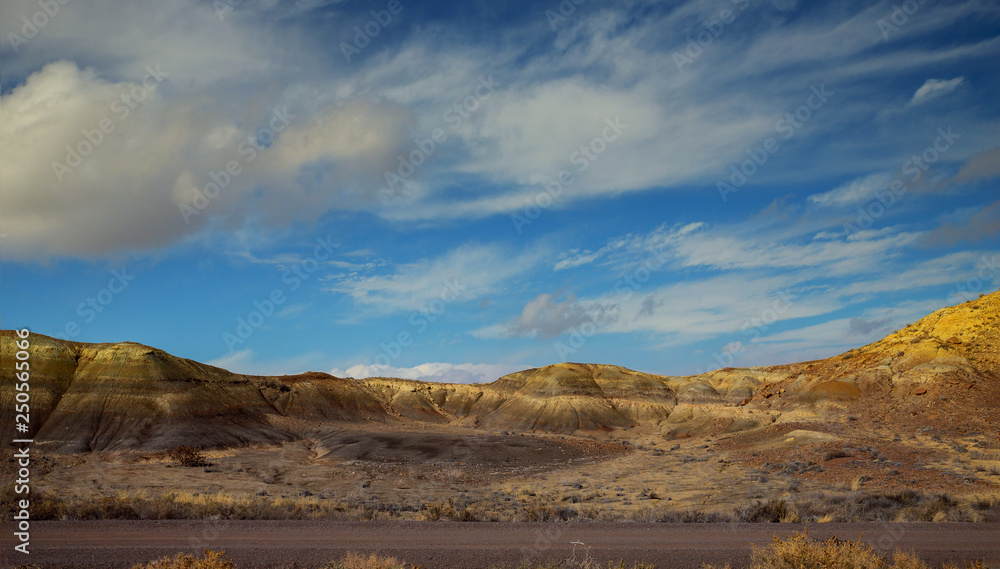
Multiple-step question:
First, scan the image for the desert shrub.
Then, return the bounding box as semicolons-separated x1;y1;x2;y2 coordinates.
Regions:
749;531;920;569
169;446;208;467
77;495;140;519
0;485;16;517
131;549;236;569
515;501;578;522
971;496;996;511
2;484;69;521
822;448;855;461
679;509;732;523
785;489;980;523
780;461;823;474
737;499;791;523
704;531;986;569
906;493;977;522
260;378;292;392
422;498;479;521
321;552;405;569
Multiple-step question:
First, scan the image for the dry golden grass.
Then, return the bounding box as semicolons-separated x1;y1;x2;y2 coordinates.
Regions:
851;475;867;491
131;549;236;569
703;531;987;569
117;535;990;569
321;552;406;569
4;481;990;525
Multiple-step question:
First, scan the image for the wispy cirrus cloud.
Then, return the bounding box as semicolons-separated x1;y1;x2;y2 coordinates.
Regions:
325;243;544;315
808;173;894;207
910;77;965;106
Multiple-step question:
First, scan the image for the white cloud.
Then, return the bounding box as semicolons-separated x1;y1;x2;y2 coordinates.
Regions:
668;223;921;275
326;243;544;314
514;210;974;353
502;292;618;338
808;172;893;207
554;222;705;273
554;249;601;271
264;100;412;175
596;273;834;344
910;77;965;106
0;60;411;262
0;61;196;260
3;0;998;263
331;362;530;384
0;0;280;88
837;250;1000;297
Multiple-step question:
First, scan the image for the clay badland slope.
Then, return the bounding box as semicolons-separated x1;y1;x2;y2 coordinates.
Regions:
1;291;997;452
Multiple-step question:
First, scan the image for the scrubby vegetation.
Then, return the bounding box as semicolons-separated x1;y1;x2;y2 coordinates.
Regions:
321;552;407;569
616;490;995;523
3;483;995;523
168;445;209;467
122;532;988;569
131;549;236;569
703;530;988;569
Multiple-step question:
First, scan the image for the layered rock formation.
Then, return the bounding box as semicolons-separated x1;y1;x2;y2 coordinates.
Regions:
2;291;997;451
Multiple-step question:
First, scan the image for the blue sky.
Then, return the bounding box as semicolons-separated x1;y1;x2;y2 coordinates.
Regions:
1;0;998;383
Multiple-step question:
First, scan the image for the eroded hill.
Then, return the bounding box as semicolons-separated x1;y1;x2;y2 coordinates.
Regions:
2;291;998;452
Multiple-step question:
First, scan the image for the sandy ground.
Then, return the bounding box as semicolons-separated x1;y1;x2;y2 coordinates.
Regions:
4;521;1000;568
22;423;999;522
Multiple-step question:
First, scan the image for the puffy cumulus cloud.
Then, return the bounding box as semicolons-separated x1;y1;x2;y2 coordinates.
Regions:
0;0;283;90
0;61;197;260
171;98;413;225
910;77;965;107
0;61;411;262
330;362;531;384
506;292;590;338
502;291;619;338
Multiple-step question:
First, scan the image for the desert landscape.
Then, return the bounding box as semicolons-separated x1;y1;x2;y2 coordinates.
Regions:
3;291;1000;567
3;1;1000;567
